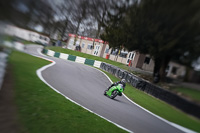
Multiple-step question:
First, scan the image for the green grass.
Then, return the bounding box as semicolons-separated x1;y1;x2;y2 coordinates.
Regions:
9;51;127;133
21;40;38;45
47;47;200;106
2;35;14;42
47;46;128;70
42;46;200;131
97;69;200;132
170;87;200;102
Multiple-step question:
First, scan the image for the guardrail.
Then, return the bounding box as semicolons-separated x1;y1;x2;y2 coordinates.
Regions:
42;48;200;119
0;51;9;90
42;49;102;68
0;41;24;90
100;62;200;119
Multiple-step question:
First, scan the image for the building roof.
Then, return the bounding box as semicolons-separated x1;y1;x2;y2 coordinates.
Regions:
68;34;108;44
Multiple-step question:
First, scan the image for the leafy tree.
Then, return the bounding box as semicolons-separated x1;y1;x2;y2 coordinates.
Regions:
0;0;56;36
100;0;132;61
101;0;200;83
100;0;130;48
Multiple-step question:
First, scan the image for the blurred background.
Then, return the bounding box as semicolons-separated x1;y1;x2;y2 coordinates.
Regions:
1;0;200;84
0;0;116;40
0;0;200;132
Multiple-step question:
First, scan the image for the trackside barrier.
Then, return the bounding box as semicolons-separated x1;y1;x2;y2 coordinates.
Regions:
100;62;200;119
42;49;102;68
68;55;76;61
54;52;60;58
59;53;68;60
1;41;24;88
0;51;9;89
94;61;102;68
75;56;86;64
42;49;48;54
3;41;25;51
85;59;95;66
47;50;55;57
42;49;200;119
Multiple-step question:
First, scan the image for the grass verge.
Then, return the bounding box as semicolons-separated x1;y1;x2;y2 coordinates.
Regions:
47;47;200;104
170;87;200;102
47;46;128;70
9;51;127;133
97;69;200;132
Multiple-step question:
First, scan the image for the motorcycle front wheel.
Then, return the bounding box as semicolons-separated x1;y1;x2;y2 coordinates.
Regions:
110;90;118;99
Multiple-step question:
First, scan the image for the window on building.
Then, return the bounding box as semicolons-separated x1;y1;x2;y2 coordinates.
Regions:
172;67;177;75
119;51;128;58
76;41;80;46
165;65;170;73
69;40;74;45
127;59;130;64
105;48;109;53
87;44;93;50
129;53;131;58
144;57;150;64
82;43;85;48
111;49;118;55
131;53;134;59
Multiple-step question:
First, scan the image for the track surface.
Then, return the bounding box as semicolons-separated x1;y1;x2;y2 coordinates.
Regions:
26;45;184;133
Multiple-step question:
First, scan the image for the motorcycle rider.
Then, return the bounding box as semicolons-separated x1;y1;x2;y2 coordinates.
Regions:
106;79;126;96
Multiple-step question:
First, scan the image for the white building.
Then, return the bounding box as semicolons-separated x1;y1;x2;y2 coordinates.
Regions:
0;24;50;45
66;33;186;79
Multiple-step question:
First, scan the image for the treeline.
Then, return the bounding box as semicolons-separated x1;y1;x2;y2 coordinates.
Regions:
1;0;200;82
0;0;123;40
100;0;200;82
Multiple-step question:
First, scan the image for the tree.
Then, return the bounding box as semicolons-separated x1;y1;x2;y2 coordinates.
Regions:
0;0;32;26
101;0;200;83
89;0;112;38
0;0;56;36
53;6;70;40
100;0;131;61
100;0;130;45
70;0;89;35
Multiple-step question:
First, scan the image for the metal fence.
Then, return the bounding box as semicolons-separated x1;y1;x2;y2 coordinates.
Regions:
100;62;200;119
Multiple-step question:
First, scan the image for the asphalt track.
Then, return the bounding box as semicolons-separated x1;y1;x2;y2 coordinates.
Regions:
26;45;185;133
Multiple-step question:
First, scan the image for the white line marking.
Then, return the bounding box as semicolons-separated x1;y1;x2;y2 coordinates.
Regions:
36;48;196;133
33;49;133;133
92;67;197;133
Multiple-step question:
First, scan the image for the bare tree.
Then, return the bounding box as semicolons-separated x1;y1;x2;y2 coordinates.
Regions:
70;0;90;35
89;0;110;38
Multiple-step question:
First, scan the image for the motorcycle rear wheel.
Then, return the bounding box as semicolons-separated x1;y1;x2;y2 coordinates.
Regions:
104;90;107;96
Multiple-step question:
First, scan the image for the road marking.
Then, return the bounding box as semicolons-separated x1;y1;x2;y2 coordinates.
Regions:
34;48;133;133
35;48;196;133
91;67;197;133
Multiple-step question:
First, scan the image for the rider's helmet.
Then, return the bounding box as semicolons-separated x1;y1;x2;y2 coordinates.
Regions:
121;79;126;84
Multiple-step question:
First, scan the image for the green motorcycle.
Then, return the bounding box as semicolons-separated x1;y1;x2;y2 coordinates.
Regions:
104;84;124;99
